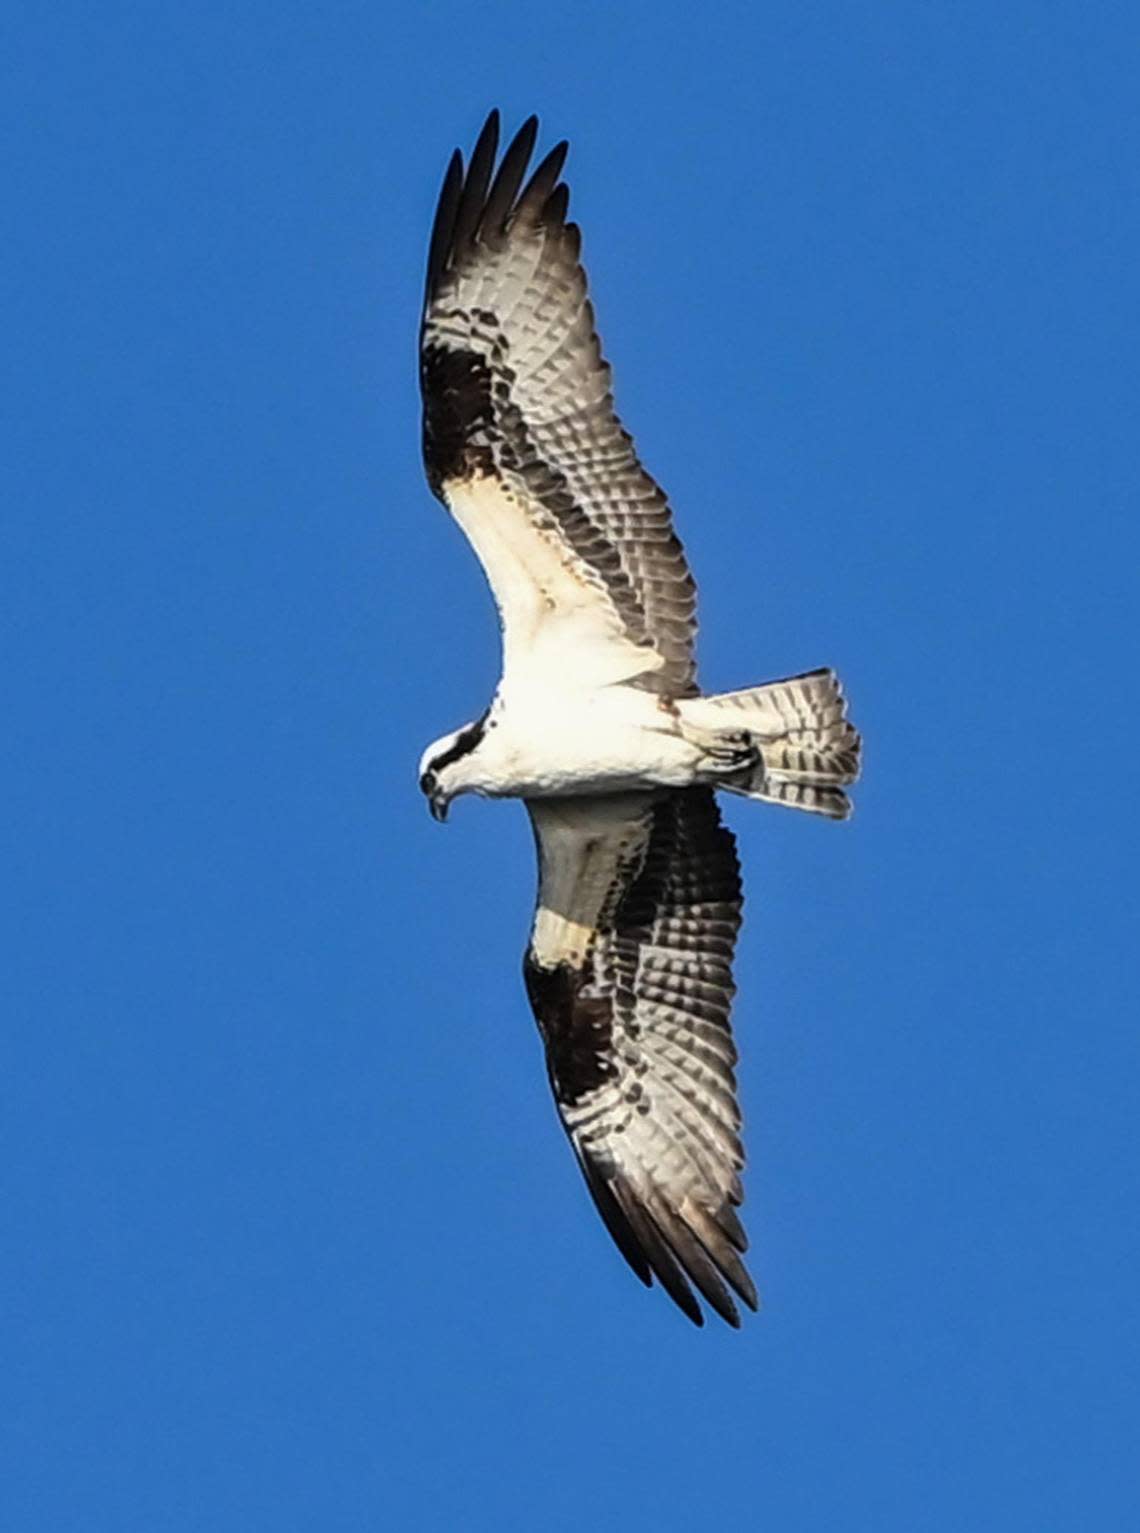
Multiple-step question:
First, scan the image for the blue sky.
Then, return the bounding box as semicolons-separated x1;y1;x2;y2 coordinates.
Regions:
4;2;1137;1528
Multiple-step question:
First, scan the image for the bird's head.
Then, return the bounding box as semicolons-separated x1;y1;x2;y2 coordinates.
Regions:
417;715;488;823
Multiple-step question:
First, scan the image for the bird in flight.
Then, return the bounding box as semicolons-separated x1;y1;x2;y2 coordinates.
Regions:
417;112;860;1327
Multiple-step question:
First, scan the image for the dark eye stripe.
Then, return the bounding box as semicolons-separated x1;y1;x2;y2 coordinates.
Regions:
429;711;489;774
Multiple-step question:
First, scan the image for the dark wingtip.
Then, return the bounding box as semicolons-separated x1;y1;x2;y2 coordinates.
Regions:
728;1260;760;1313
449;110;501;259
426;113;569;301
718;1202;748;1253
472;107;501;154
481;114;540;240
543;183;570;227
574;1153;653;1289
518;140;569;222
425;148;465;298
611;1183;705;1327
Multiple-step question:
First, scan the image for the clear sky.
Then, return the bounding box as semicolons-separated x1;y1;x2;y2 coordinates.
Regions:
4;2;1137;1528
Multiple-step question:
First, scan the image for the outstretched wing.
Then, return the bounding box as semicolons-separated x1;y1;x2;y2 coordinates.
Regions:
421;111;698;696
524;789;757;1327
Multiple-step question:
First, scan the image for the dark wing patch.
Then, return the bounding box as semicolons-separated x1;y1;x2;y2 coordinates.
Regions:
525;790;756;1328
421;112;698;695
523;959;615;1104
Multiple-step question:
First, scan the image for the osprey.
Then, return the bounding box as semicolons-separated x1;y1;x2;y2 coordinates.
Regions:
418;112;860;1327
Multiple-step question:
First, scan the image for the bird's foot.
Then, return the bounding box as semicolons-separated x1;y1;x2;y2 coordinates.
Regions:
682;722;759;775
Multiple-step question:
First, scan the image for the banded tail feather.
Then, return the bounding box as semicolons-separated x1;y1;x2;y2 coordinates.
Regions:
680;668;861;820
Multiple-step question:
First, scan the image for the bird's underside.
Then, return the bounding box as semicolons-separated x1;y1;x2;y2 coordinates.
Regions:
417;111;861;1326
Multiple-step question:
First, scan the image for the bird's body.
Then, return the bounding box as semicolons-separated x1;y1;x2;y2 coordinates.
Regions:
416;112;861;1326
430;685;742;801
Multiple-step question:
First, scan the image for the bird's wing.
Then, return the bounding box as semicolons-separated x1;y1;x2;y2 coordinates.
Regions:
524;789;756;1326
421;112;698;696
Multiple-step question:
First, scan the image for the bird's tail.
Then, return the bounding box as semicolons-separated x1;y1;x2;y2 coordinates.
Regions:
680;668;860;820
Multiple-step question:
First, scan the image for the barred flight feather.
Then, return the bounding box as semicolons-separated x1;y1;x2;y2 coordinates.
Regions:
421;110;698;696
524;789;757;1327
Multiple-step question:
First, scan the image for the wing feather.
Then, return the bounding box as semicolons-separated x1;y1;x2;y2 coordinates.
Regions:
425;151;464;299
481;115;538;235
421;112;698;696
449;109;499;257
524;789;757;1327
516;140;570;223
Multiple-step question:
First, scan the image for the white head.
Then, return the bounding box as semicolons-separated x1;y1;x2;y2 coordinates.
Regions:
417;715;488;822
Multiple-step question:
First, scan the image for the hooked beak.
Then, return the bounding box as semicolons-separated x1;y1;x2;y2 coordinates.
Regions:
429;791;449;824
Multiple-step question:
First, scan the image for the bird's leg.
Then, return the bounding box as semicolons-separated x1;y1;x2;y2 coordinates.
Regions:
674;714;759;774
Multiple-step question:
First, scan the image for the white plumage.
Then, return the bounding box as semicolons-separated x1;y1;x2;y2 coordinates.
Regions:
417;112;861;1326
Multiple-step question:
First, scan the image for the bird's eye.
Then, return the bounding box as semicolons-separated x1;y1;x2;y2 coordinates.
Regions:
419;771;435;795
